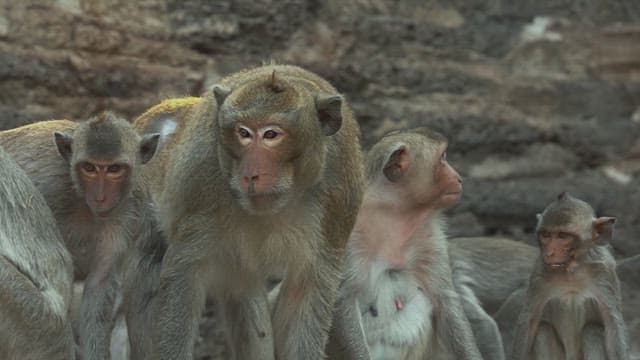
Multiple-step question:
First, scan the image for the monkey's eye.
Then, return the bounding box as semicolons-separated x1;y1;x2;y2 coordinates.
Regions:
538;230;551;241
81;163;96;173
107;164;122;173
238;127;252;139
441;151;447;161
263;129;279;140
558;232;573;241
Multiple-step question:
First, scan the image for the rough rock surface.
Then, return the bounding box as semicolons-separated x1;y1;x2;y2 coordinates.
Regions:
1;1;639;358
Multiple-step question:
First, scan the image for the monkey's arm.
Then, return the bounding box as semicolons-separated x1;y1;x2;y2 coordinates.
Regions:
325;295;371;360
123;225;166;360
597;269;630;360
272;250;343;360
79;247;126;360
510;286;547;360
456;282;505;360
153;242;206;360
435;285;483;360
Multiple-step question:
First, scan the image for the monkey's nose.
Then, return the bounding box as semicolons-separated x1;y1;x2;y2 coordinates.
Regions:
244;175;259;193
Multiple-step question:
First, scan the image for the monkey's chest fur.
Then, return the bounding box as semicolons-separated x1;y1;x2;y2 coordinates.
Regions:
358;262;433;360
539;280;604;357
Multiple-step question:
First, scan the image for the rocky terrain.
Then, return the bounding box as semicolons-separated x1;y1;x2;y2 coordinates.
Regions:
1;0;639;358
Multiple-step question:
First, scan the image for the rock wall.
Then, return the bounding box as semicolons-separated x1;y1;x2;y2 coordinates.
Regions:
1;0;639;357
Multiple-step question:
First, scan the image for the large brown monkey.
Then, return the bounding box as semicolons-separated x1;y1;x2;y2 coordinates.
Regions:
135;64;365;359
0;145;75;360
511;192;630;360
338;127;493;360
0;113;161;360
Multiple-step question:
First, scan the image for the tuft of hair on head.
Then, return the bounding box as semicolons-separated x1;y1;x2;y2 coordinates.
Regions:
268;70;285;93
557;191;569;200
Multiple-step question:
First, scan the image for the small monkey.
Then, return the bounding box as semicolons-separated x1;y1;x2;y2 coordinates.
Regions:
0;145;75;360
136;64;365;359
0;113;161;360
511;192;630;360
338;127;493;360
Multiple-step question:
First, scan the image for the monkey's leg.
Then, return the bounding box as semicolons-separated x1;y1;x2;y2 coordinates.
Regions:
272;254;341;360
325;296;370;360
460;288;505;360
221;292;275;360
582;324;607;360
532;322;564;360
0;256;75;360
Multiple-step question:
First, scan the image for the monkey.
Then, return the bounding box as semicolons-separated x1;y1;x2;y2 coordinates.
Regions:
0;112;161;360
0;145;75;360
134;64;365;359
335;127;500;360
510;192;630;360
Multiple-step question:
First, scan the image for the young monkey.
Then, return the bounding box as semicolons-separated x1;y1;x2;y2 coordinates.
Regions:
340;127;487;360
511;192;630;360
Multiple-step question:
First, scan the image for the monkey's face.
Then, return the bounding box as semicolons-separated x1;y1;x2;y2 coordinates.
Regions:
537;227;578;271
76;161;130;217
432;145;462;208
222;121;299;215
410;143;462;209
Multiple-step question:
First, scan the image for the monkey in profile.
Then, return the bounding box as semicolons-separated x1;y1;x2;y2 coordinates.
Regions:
337;127;500;360
511;192;630;360
0;145;75;360
0;113;161;359
134;64;365;359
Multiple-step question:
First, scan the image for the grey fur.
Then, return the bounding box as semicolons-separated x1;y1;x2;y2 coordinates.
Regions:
510;195;630;360
0;115;161;360
0;145;75;360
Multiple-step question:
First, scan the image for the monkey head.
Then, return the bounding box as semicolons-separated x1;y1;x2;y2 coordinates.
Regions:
54;112;160;217
536;192;616;272
210;70;344;215
366;127;462;210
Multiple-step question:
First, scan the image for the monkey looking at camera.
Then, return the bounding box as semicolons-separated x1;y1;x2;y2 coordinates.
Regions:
511;192;630;360
135;64;365;359
0;113;161;360
337;127;500;360
0;145;75;360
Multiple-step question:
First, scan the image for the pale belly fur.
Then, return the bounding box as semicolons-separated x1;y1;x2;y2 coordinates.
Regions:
358;264;433;360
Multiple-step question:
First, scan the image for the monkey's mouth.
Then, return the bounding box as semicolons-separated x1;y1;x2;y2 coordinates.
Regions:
544;258;574;270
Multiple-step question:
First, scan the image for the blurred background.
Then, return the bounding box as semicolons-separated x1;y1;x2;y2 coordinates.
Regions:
1;1;639;358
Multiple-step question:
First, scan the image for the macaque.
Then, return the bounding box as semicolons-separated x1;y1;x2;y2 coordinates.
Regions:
338;127;496;360
511;192;630;360
135;64;365;359
0;145;75;360
0;113;161;360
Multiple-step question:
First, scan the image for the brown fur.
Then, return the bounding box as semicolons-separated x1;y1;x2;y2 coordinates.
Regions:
135;64;364;359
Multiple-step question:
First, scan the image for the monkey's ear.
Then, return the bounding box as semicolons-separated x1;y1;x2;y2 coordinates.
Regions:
592;217;616;245
316;94;343;136
139;133;161;165
212;84;232;108
53;131;73;163
383;145;409;183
